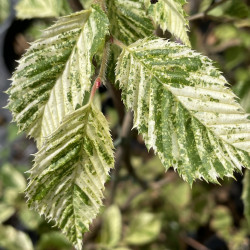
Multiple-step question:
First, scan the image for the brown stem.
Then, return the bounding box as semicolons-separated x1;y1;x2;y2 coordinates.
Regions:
188;0;229;21
108;111;133;204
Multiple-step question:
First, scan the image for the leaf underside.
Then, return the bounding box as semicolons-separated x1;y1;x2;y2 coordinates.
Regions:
26;104;114;250
8;5;109;148
116;38;250;184
147;0;190;46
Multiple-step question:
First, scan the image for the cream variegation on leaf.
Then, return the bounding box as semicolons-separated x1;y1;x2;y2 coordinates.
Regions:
7;5;109;148
26;103;114;250
145;0;190;46
107;0;154;45
116;38;250;184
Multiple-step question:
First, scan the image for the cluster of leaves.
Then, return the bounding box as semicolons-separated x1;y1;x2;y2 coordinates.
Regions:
1;0;250;249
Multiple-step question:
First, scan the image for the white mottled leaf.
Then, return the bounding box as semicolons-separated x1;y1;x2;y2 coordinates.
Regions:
8;5;109;148
116;38;250;184
26;103;114;250
107;0;154;45
146;0;190;46
15;0;72;19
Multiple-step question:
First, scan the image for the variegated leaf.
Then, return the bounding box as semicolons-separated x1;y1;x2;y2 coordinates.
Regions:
145;0;190;46
107;0;154;45
116;38;250;184
26;103;114;250
15;0;72;19
7;5;109;148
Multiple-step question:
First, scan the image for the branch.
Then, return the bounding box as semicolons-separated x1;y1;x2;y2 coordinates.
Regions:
121;171;177;212
188;0;229;21
108;111;133;204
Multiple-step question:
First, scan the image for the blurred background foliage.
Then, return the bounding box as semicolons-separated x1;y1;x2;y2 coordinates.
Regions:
0;0;250;249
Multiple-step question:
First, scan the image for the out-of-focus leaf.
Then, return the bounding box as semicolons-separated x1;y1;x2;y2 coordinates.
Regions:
224;0;250;19
0;164;26;192
242;170;250;229
16;0;72;19
233;68;250;113
208;0;250;19
36;231;72;250
0;225;33;250
125;212;161;245
100;205;122;247
210;206;232;237
163;181;190;209
80;0;94;9
19;208;42;230
0;203;15;223
0;0;10;24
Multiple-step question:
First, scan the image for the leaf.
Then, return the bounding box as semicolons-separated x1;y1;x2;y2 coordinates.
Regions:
0;203;15;223
79;0;94;9
0;0;10;24
0;225;33;250
242;170;250;229
15;0;72;19
8;5;109;148
116;38;250;184
107;0;154;45
100;205;122;247
146;0;190;46
124;212;161;245
37;232;72;250
0;164;26;192
25;103;114;250
233;69;250;113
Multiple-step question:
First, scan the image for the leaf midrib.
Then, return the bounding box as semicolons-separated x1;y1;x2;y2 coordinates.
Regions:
123;46;246;154
37;9;92;146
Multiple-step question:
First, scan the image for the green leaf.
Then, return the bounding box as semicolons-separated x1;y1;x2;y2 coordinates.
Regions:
8;5;109;148
124;212;161;245
0;164;26;192
0;0;10;24
107;0;154;45
26;103;114;250
242;170;250;230
37;231;72;250
100;205;122;247
116;38;250;184
146;0;190;46
79;0;94;9
0;203;15;223
0;225;33;250
15;0;72;19
233;69;250;113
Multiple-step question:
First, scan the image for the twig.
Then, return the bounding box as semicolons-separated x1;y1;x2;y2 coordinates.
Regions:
121;171;177;212
181;235;211;250
108;111;133;204
188;0;229;21
68;0;83;11
106;80;125;125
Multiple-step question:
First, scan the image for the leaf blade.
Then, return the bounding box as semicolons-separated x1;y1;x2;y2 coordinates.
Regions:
26;103;114;250
116;38;250;184
146;0;190;46
8;5;109;148
107;0;154;45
